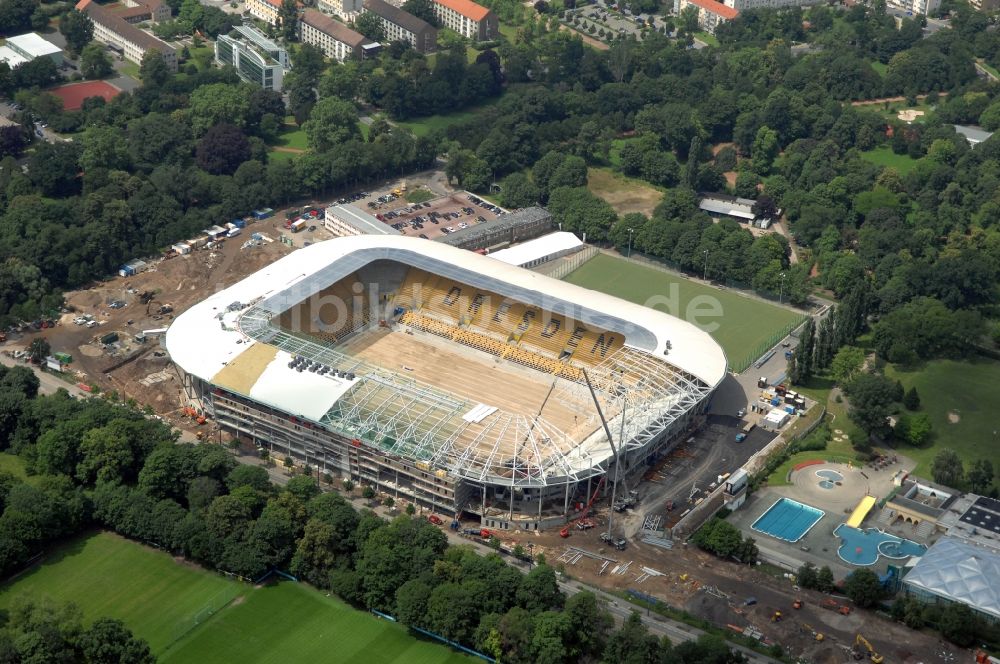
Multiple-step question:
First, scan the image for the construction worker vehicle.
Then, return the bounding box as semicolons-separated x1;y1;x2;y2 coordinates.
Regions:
852;634;883;663
820;598;851;615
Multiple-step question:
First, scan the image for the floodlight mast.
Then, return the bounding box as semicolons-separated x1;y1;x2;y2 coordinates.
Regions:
581;368;626;541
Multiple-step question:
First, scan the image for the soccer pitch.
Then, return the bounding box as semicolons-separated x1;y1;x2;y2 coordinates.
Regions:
163;582;471;664
0;532;239;653
563;253;805;371
0;532;471;663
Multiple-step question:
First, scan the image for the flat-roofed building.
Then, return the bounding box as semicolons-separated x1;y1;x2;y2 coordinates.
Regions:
361;0;437;52
324;203;401;237
0;32;63;69
299;9;373;61
215;25;290;91
75;0;177;71
430;0;497;40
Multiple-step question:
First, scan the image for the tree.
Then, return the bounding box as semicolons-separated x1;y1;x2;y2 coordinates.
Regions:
931;449;964;488
226;464;271;493
816;566;835;592
548;155;588;190
797;562;817;588
78;618;155;664
938;603;978;647
967;459;994;493
59;10;93;57
354;12;385;41
196;124;251;175
902;387;920;411
500;172;540;209
515;564;564;613
846;373;897;441
80;43;112;80
830;346;865;385
27;337;50;365
751;126;779;174
896;412;932;447
843;568;883;608
304;97;361;152
278;0;298;42
402;0;438;25
139;50;171;88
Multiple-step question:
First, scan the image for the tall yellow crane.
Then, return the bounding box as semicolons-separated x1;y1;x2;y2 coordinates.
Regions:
855;634;884;664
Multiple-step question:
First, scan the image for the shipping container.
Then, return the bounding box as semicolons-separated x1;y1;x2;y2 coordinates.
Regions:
100;332;119;345
171;243;191;255
290;219;307;232
232;219;247;229
253;208;274;220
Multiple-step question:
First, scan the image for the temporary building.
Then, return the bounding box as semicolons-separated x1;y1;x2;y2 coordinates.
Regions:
172;243;191;255
763;408;790;428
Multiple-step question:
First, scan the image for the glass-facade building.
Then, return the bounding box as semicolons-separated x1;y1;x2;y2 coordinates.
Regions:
214;25;289;91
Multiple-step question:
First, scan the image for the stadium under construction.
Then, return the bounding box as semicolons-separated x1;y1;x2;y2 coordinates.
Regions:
166;235;728;529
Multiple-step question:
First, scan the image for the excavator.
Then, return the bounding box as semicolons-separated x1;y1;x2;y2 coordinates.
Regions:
853;634;884;663
799;622;824;641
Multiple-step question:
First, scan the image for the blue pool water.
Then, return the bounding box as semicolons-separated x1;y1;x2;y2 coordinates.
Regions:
751;498;825;542
816;469;844;481
834;524;928;566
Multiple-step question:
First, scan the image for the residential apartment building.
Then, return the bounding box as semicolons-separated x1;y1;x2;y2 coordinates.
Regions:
430;0;497;41
319;0;363;17
299;9;373;61
676;0;738;33
215;24;290;90
884;0;940;15
117;0;171;24
247;0;282;25
75;0;177;71
361;0;437;53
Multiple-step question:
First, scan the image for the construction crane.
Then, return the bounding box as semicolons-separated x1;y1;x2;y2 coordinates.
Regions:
560;476;606;537
853;634;884;663
581;368;629;543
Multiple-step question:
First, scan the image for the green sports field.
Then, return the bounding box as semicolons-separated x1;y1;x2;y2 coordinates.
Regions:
0;532;471;663
163;581;470;664
886;357;1000;490
0;532;239;653
562;253;805;371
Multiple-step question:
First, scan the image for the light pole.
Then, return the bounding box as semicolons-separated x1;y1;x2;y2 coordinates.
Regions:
627;227;634;258
779;272;786;305
702;249;709;282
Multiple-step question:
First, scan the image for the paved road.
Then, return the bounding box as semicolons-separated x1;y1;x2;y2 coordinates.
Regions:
0;354;89;398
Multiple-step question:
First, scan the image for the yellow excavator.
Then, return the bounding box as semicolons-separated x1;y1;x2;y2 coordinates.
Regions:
800;623;824;641
854;634;884;663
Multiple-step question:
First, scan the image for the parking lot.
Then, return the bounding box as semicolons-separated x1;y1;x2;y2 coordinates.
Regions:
363;191;507;241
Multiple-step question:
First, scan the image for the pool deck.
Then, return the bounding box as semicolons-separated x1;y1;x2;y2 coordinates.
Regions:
727;458;920;577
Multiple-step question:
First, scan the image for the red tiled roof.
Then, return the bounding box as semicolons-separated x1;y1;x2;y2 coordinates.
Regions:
301;9;372;48
433;0;490;21
686;0;738;19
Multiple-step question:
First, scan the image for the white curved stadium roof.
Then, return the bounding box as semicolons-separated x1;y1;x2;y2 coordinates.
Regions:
167;234;727;387
165;235;727;486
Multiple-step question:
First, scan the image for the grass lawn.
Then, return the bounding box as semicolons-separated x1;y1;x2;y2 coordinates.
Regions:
163;581;471;664
587;167;662;217
274;123;308;151
406;187;435;204
860;146;919;176
119;62;140;80
886;357;1000;490
562;253;805;369
870;61;887;77
0;452;28;480
695;31;719;47
608;137;640;169
0;532;241;654
873;99;936;124
977;59;1000;79
2;532;473;663
186;44;214;72
268;150;299;162
395;97;501;137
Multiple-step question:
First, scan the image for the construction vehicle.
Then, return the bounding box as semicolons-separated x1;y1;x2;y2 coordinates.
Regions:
799;623;824;641
560;476;606;537
427;514;443;525
820;598;851;615
975;650;1000;663
792;598;802;609
771;610;783;623
853;634;883;663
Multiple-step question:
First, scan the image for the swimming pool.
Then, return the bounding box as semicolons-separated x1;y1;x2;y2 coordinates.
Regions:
834;524;928;566
751;498;825;542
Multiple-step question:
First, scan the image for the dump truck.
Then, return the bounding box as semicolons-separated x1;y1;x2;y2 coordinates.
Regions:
820;598;851;615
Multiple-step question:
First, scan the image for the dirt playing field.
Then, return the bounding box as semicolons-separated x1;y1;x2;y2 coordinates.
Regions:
337;326;604;453
587;168;663;217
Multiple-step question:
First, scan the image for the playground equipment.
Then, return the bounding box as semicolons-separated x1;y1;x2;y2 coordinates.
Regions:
845;495;878;529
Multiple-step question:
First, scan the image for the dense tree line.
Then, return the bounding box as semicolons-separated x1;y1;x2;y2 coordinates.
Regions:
0;378;751;663
691;517;758;564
